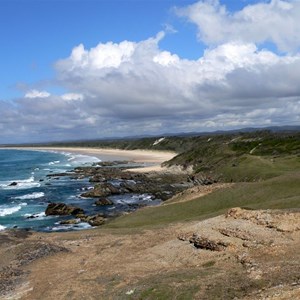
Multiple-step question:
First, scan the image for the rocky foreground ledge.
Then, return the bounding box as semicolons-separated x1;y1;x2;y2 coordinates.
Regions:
1;207;299;299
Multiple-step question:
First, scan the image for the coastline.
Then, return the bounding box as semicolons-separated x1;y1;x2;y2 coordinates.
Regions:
0;147;179;233
2;147;177;172
1;148;299;299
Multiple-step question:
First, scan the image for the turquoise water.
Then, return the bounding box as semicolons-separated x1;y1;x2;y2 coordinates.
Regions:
0;149;159;232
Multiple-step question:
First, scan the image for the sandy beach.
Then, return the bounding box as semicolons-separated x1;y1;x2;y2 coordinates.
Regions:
3;147;177;172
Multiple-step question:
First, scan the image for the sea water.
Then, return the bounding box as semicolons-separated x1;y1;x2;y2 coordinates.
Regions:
0;149;159;232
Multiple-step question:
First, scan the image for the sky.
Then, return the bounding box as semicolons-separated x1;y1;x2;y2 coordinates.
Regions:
1;0;300;143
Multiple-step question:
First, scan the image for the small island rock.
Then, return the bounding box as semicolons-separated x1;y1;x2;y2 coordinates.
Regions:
95;198;113;206
45;203;84;216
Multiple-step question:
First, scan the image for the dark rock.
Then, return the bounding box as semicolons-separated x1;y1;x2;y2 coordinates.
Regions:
95;198;114;206
81;182;120;198
189;234;229;251
79;214;105;226
75;213;86;219
89;176;106;183
45;203;84;216
59;219;80;225
127;203;147;209
153;191;173;201
87;215;106;226
119;181;137;192
46;172;75;177
26;215;36;219
8;182;18;186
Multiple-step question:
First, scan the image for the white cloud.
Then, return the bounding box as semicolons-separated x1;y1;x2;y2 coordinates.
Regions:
153;51;180;66
53;35;300;130
176;0;300;53
2;22;300;143
24;89;50;99
61;93;84;101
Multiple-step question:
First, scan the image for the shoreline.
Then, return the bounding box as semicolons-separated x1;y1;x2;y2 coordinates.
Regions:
1;147;177;172
0;147;179;233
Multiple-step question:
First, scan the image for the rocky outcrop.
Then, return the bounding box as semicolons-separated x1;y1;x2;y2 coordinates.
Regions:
226;207;300;232
95;198;114;206
218;228;253;241
59;219;80;225
81;183;120;198
79;214;106;226
189;234;229;251
89;175;106;183
73;162;192;202
45;203;84;216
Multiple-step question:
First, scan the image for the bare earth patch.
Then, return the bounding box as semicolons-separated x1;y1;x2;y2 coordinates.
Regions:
164;183;234;204
1;207;299;300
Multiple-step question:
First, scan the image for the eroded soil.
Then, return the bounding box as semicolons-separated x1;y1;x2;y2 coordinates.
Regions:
1;206;299;300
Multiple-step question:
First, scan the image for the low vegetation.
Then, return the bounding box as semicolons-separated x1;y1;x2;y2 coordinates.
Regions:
2;129;300;299
107;172;300;229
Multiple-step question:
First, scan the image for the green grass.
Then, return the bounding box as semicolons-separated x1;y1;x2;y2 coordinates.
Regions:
121;269;202;300
219;154;300;182
106;172;300;229
162;131;300;177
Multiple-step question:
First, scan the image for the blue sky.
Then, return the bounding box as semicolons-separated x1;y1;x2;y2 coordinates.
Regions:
1;0;197;99
0;0;300;143
0;0;261;99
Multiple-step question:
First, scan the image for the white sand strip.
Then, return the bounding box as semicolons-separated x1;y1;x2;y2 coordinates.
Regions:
2;147;177;172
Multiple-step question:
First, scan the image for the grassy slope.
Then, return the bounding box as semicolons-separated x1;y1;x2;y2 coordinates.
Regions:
99;131;300;229
106;171;300;229
8;131;299;299
12;130;300;228
218;154;300;182
164;132;300;180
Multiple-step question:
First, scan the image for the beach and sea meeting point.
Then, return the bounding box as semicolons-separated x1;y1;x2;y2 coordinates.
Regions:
0;0;300;299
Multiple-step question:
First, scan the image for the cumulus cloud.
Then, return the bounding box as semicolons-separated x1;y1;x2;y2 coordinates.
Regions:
1;1;300;143
24;89;50;99
61;93;84;101
55;37;300;119
176;0;300;53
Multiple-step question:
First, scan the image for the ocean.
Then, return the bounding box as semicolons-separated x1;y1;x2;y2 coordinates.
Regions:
0;149;158;232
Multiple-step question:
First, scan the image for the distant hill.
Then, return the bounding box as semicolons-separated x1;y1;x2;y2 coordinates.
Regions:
2;125;300;148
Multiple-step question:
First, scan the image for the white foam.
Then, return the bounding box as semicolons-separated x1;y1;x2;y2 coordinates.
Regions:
116;194;152;205
0;225;6;231
13;192;45;200
49;160;60;165
69;154;100;166
24;212;46;219
50;222;92;231
41;151;100;168
0;176;41;190
0;205;22;216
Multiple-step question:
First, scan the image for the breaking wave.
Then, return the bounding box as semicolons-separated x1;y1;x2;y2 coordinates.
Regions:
0;176;40;190
13;192;45;200
0;205;23;216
